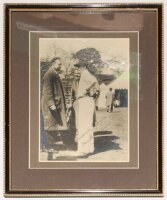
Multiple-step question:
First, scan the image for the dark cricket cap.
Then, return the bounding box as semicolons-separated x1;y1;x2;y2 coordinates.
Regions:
74;59;88;67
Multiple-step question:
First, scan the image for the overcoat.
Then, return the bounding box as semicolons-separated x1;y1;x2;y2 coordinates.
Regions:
41;67;67;131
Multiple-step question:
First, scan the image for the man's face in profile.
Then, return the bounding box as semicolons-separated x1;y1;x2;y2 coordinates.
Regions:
52;59;62;71
74;69;81;81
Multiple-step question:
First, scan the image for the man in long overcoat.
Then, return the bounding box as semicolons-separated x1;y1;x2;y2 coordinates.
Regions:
41;57;68;134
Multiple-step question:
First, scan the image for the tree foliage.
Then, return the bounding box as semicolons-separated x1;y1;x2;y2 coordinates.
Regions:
73;48;104;74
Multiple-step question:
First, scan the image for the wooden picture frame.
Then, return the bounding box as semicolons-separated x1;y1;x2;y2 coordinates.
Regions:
4;3;164;197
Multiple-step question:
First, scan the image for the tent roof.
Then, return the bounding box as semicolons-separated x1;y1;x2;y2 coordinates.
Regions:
108;70;129;89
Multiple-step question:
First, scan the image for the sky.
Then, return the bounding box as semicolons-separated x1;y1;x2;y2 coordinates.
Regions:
39;37;129;70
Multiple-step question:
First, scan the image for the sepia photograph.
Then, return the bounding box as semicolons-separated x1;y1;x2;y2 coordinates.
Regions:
39;37;130;162
5;4;163;196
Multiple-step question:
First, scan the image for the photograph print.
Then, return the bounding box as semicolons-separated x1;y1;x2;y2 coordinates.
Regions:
5;4;162;195
39;36;131;162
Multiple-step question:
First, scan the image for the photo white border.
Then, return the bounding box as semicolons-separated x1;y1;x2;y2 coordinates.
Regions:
29;31;139;169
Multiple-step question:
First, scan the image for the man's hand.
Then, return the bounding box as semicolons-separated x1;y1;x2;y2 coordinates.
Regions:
50;105;57;111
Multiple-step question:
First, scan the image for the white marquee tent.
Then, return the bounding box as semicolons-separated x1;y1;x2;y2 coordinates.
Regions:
97;70;129;109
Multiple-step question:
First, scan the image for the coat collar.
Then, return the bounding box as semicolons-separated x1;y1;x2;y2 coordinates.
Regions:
50;66;58;74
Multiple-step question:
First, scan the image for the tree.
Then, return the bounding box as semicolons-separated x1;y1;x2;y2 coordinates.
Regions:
73;48;104;75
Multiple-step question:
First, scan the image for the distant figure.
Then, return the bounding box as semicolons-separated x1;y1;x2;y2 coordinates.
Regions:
105;88;115;112
114;90;120;107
